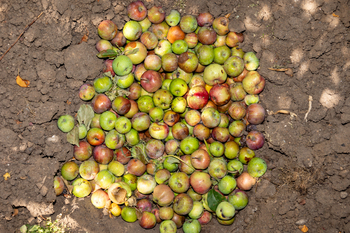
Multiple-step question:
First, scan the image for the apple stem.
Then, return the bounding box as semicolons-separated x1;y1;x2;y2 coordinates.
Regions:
163;154;195;171
203;139;213;159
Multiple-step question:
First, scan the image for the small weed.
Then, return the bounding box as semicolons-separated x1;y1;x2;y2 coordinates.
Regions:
20;216;67;233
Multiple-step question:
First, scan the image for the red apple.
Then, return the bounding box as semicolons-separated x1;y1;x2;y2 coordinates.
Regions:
140;70;162;93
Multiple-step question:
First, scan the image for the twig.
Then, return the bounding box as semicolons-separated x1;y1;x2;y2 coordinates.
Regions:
0;12;44;62
304;96;313;122
268;110;297;118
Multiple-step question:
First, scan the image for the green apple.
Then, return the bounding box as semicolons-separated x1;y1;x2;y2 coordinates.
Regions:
112;55;133;76
57;115;75;133
115;116;132;134
100;111;117;131
243;51;259;71
93;76;112;93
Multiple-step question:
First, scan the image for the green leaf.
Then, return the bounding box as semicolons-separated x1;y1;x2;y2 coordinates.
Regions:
96;49;118;59
131;143;149;164
103;71;114;79
124;48;139;56
67;125;79;147
77;104;94;130
207;189;226;212
166;156;180;164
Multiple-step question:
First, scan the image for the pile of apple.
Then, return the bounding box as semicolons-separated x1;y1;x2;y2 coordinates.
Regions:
54;1;267;232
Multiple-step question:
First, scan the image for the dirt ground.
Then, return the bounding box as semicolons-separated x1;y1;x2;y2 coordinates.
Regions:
0;0;349;232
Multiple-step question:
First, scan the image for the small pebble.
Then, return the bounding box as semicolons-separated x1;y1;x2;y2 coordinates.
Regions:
340;192;348;199
295;219;307;225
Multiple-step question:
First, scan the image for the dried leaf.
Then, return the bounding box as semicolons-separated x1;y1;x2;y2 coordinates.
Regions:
131;143;149;164
166;156;180;164
268;67;288;72
77;104;94;130
12;209;19;217
97;49;119;59
3;172;10;180
332;13;339;17
299;225;308;232
79;35;88;44
67;125;79;147
16;75;30;87
61;176;73;194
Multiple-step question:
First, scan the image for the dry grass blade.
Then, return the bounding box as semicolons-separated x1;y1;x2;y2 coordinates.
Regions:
268;67;293;77
268;110;297;118
0;12;44;62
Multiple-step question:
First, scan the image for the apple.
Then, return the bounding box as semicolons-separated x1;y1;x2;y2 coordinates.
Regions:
215;201;235;220
218;175;237;195
165;10;181;26
184;33;198;48
137;95;154;113
98;20;117;40
161;53;178;72
188;201;204;220
191;149;210;170
172;40;188;54
169;172;190;193
201;107;221;128
225;32;244;47
160;220;177;233
247;157;267;178
72;178;92;198
197;26;217;45
110;31;126;47
185;109;201;126
196;12;214;27
140;31;158;50
148;121;169;140
203;64;227;86
243;51;259;70
61;161;79;181
154;39;172;57
57;115;74;133
239;147;256;164
79;84;95;101
148;6;165;24
112;55;133;76
124;41;148;64
153;89;174;109
209;83;231;106
213;45;231;64
169;78;188;97
139;17;152;32
180;136;199;155
163;110;180;127
213;17;229;36
123;20;142;41
173;193;193;215
208;158;227;179
131;112;151;131
224;141;240;159
74;141;92;161
242;71;266;95
180;15;198;33
127;1;147;21
189;171;212;194
140;70;163;93
223;56;245;77
171;97;187;114
209;141;224;157
178;52;199;73
228;189;249;210
197;45;214;66
187;85;209;110
86;128;105;146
